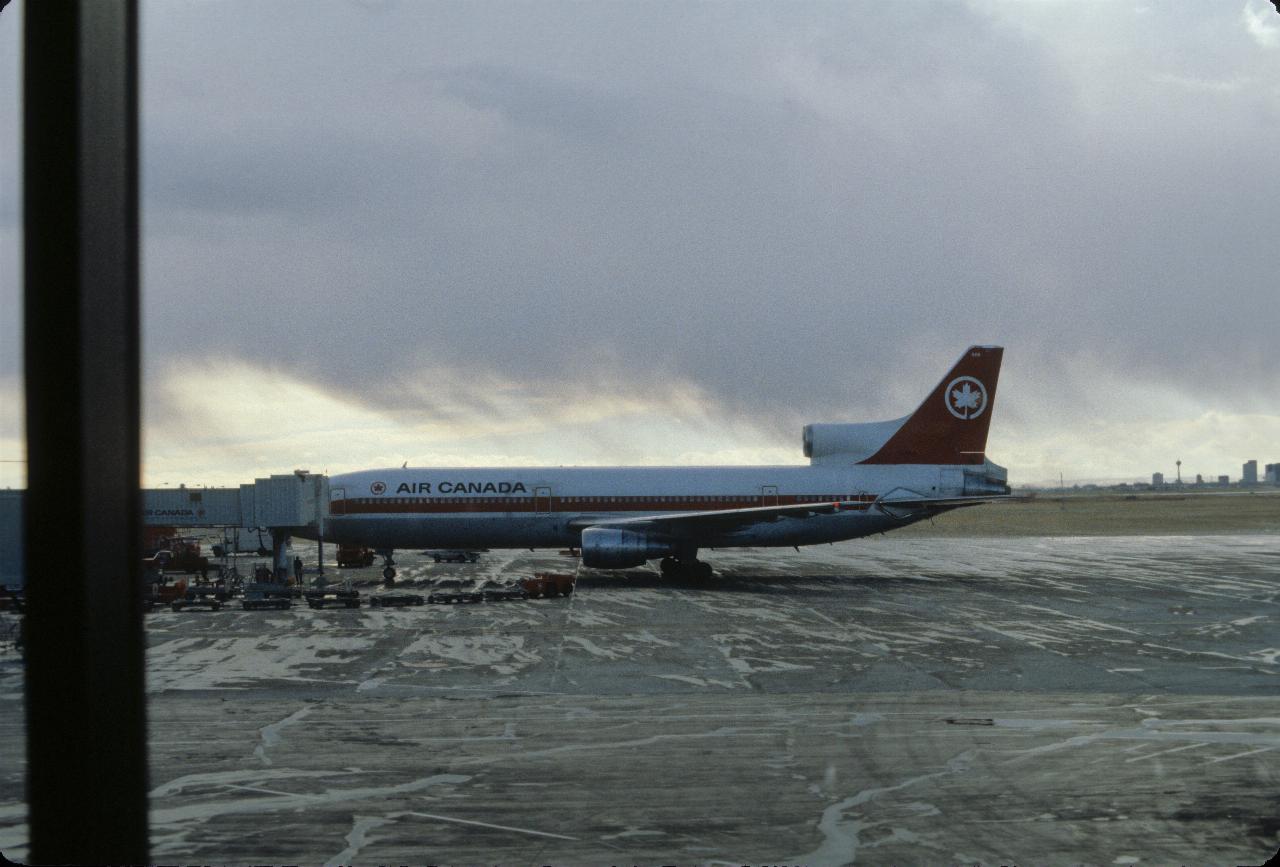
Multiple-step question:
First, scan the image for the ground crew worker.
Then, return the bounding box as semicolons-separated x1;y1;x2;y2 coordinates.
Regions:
293;556;304;584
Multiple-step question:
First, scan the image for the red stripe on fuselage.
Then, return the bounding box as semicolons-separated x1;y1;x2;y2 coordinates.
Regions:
329;494;877;515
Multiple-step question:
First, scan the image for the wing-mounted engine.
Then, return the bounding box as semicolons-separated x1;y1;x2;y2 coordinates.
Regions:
580;527;673;569
803;418;907;465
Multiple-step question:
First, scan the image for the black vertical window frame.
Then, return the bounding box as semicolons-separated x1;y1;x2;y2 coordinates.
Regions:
23;1;148;863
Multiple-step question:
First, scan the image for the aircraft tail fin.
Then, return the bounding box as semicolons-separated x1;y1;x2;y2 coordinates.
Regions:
857;345;1003;465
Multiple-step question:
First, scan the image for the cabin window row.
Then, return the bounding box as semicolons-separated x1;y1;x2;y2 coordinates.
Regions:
341;494;866;506
345;495;779;505
561;496;748;504
348;497;538;504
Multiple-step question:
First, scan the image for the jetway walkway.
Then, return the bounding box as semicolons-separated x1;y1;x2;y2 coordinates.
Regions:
142;471;330;536
142;472;331;580
0;472;332;586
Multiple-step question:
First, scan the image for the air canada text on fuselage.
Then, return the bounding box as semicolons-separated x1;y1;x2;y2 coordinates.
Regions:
383;481;529;495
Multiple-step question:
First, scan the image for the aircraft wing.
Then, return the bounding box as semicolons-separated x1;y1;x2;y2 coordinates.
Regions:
568;494;1018;537
567;500;852;535
872;494;1022;510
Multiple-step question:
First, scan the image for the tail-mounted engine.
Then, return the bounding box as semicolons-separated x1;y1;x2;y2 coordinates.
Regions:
803;420;907;464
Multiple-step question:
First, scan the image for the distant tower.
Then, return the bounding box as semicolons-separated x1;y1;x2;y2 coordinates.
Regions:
1244;460;1259;484
1176;459;1182;484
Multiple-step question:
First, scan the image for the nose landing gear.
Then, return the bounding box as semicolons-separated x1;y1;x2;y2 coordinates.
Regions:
380;551;397;586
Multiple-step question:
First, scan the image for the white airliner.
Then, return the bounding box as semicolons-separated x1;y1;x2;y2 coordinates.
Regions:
327;346;1011;579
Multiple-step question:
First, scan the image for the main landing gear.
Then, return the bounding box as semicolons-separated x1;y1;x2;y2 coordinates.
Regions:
381;551;397;586
659;556;713;579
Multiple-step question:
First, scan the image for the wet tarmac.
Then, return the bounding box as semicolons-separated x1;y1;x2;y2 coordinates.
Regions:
1;534;1278;864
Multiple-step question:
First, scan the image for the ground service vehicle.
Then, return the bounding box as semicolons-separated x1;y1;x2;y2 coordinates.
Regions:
521;573;576;598
242;591;291;611
170;586;224;612
305;589;362;609
336;545;376;568
482;585;529;602
370;593;425;607
143;576;188;607
427;588;483;604
144;530;211;577
242;582;296;601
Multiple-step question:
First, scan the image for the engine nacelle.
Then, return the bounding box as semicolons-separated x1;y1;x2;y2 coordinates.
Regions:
803;418;907;464
580;527;672;569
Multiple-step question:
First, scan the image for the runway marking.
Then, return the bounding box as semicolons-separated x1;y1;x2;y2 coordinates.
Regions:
1205;746;1275;764
403;810;578;841
1124;742;1209;762
224;783;321;799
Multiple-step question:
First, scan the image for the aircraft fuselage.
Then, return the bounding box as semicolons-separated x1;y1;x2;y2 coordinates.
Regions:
326;463;988;550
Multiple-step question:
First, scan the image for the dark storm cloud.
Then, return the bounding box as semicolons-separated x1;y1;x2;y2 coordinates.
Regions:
130;1;1279;442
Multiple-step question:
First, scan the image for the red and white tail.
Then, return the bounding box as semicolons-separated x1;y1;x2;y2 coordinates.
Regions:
858;345;1003;465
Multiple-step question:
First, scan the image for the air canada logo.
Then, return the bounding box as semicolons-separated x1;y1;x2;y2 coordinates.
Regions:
370;481;387;495
945;376;987;420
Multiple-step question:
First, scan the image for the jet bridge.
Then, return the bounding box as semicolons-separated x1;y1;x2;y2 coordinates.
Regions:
142;472;329;535
1;472;333;586
141;471;330;578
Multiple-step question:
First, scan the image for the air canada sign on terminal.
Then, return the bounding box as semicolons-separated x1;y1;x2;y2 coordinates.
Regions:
374;480;530;495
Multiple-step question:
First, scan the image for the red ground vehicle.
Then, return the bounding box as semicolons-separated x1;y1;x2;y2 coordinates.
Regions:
143;577;188;608
143;527;210;576
336;545;376;568
520;572;576;598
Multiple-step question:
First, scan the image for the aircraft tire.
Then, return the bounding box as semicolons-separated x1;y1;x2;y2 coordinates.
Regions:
659;557;679;577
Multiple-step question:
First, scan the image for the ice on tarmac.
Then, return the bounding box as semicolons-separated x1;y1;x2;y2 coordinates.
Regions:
0;534;1277;864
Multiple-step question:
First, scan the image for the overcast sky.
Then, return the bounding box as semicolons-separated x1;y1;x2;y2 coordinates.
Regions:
2;1;1278;487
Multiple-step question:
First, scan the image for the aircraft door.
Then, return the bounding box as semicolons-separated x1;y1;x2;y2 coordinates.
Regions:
534;486;552;512
329;487;346;515
761;485;779;507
